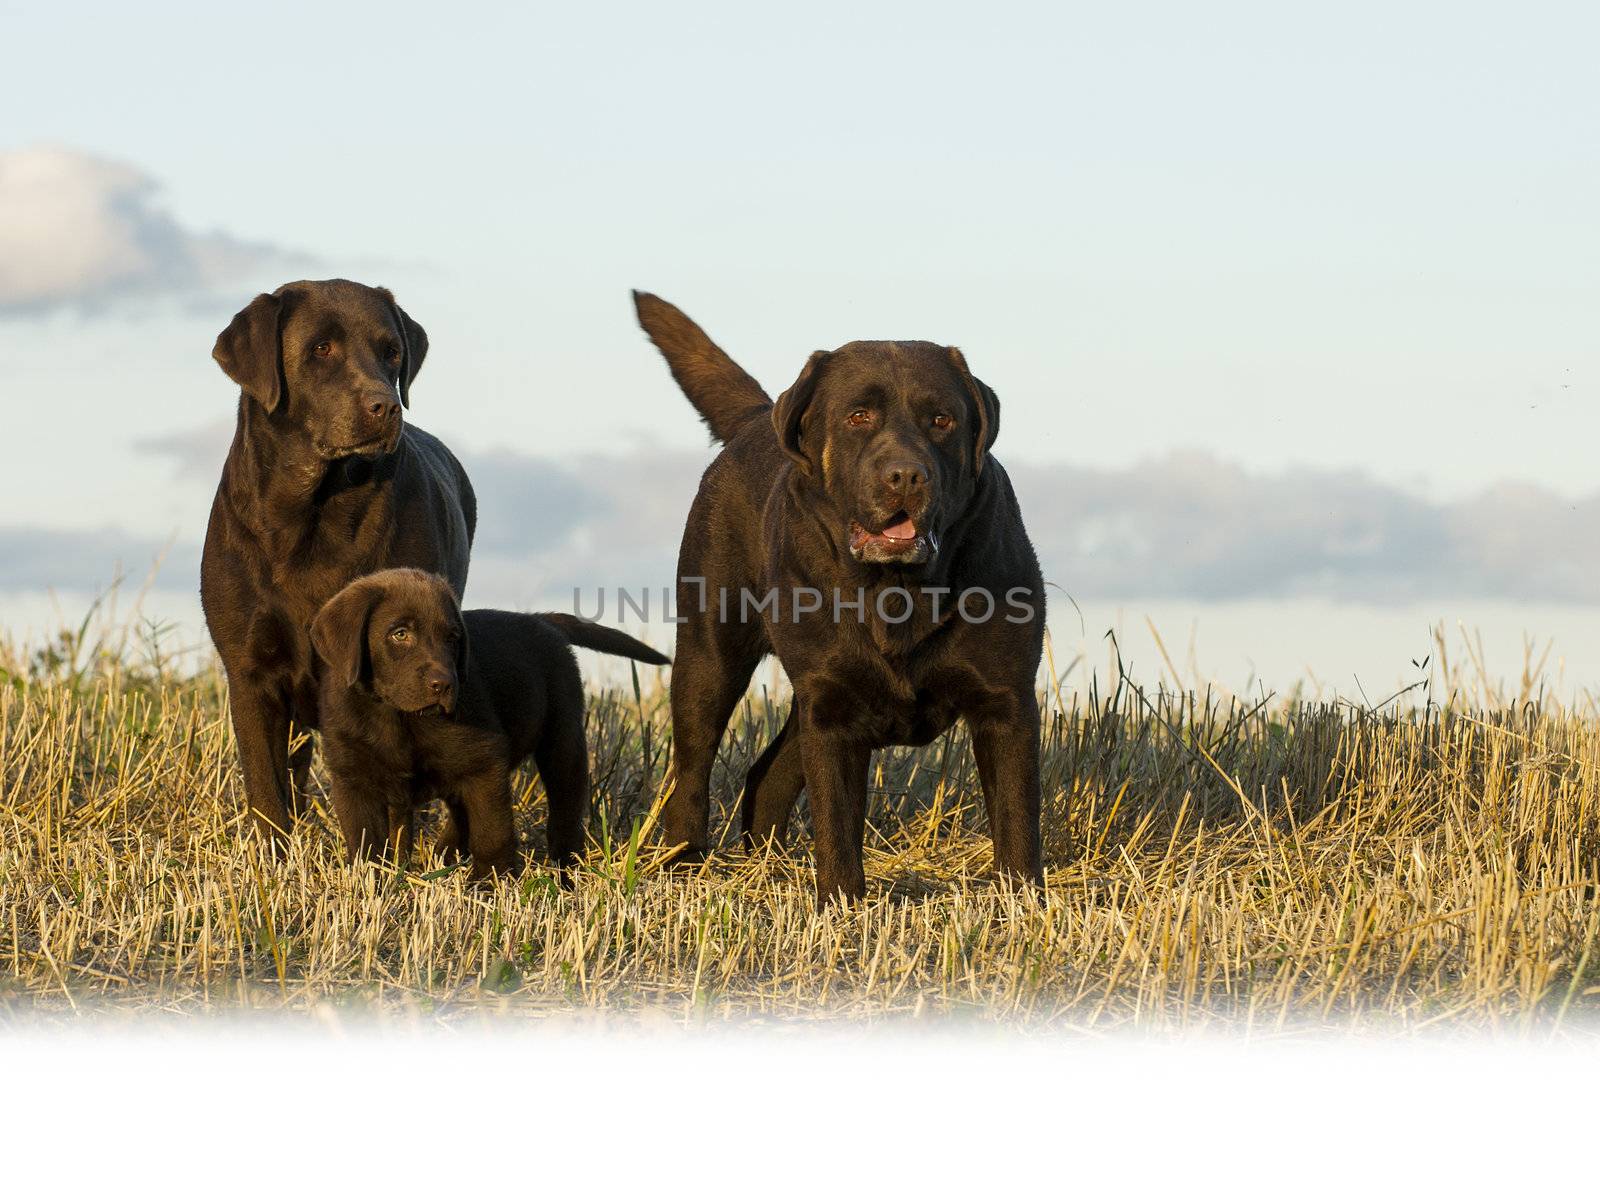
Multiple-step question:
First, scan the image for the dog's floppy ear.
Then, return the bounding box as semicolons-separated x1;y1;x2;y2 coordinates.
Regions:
453;610;470;685
379;288;428;409
311;578;380;690
773;350;830;473
946;347;1000;477
433;579;469;684
213;293;285;412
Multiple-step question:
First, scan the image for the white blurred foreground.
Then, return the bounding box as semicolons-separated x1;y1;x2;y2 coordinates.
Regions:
1;1027;1593;1194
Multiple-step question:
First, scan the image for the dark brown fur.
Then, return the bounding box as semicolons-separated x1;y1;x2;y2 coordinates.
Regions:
200;280;477;842
634;291;1046;902
311;569;669;878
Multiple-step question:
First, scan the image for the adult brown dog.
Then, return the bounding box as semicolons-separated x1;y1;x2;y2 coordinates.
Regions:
201;280;476;842
634;292;1046;902
311;569;669;877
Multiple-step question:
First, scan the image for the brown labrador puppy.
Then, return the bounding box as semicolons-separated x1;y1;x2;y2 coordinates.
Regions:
634;292;1045;902
200;280;476;843
311;568;669;878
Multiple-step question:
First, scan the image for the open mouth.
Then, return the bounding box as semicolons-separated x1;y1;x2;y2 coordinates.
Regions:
848;512;938;564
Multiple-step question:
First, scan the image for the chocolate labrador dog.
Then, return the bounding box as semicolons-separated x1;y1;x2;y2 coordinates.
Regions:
201;280;476;843
634;292;1046;901
311;569;669;877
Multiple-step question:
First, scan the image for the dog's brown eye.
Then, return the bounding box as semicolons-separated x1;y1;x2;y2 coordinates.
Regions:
846;410;872;428
386;346;403;367
931;413;954;430
389;626;411;644
312;341;334;358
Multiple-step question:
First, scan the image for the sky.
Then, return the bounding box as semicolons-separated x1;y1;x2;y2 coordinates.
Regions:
2;1;1598;690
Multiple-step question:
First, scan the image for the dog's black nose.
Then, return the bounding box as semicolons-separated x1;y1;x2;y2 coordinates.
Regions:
367;393;401;420
881;460;927;491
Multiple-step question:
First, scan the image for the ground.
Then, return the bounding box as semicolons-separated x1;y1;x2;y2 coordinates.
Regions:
3;619;1599;1032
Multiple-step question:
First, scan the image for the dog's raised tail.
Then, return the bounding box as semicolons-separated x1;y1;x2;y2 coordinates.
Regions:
541;613;670;666
632;290;772;444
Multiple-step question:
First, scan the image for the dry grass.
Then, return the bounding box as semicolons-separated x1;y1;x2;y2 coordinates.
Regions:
4;609;1600;1033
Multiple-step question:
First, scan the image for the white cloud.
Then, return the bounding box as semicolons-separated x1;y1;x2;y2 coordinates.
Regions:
0;146;305;314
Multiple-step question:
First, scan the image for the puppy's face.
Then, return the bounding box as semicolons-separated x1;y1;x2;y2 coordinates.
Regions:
311;569;466;715
773;341;1000;567
213;279;428;461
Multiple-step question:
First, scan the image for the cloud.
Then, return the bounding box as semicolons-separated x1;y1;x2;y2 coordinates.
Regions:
487;448;1600;606
463;447;708;607
1007;453;1600;604
13;440;1599;606
465;452;610;556
134;422;233;479
128;428;706;606
0;527;197;593
0;146;308;316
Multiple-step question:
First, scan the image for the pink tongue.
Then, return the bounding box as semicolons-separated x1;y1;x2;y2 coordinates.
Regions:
881;516;917;540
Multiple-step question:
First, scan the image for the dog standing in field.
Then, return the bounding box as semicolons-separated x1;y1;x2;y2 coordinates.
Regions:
634;292;1046;901
310;569;669;876
201;280;477;843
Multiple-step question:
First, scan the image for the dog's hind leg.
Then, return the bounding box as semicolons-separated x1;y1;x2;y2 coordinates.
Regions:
434;796;469;863
227;684;294;845
535;706;590;874
385;802;415;865
739;711;806;850
286;723;314;818
662;626;764;862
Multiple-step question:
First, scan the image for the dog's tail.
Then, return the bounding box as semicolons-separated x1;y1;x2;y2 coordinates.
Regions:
540;613;670;666
633;290;772;444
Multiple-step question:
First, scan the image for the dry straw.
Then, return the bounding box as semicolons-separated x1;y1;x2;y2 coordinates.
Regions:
3;605;1598;1032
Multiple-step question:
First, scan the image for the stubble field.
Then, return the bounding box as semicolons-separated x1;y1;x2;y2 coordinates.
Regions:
3;610;1598;1034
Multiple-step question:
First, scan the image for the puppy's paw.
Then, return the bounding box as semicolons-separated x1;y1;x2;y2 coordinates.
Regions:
466;846;523;884
433;827;464;863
